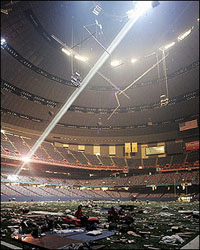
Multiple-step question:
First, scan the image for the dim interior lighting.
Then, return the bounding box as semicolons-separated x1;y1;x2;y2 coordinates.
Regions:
7;175;18;181
127;1;152;19
177;27;193;41
22;156;30;163
61;47;71;56
131;58;137;64
160;41;175;51
14;0;158;178
1;38;6;46
74;54;88;62
110;60;122;67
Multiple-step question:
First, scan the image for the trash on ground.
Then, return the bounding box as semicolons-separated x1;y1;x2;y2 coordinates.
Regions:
161;234;184;244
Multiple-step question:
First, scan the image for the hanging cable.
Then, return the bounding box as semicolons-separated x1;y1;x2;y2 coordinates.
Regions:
107;54;168;120
162;49;169;99
83;25;110;55
71;18;74;75
118;53;168;96
95;70;130;99
107;91;121;120
156;52;162;98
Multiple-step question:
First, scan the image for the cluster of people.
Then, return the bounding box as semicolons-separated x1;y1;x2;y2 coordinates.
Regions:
74;203;134;228
74;204;120;224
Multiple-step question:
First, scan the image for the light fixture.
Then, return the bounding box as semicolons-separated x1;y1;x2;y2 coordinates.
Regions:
177;27;193;41
22;156;30;163
110;60;122;67
61;47;71;56
1;129;5;134
1;38;6;46
92;5;102;16
74;54;88;62
160;41;175;51
131;58;137;64
71;72;81;87
160;94;169;106
127;1;152;19
7;175;18;182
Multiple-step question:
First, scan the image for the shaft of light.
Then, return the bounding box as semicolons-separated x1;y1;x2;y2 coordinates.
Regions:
15;8;149;176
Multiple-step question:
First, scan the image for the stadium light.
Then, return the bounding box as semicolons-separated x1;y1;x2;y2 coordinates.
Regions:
111;60;122;67
92;4;102;16
61;47;71;56
1;38;6;46
22;156;30;163
7;175;18;182
71;72;81;87
127;1;152;19
160;41;175;51
74;54;88;62
131;58;138;64
177;27;193;41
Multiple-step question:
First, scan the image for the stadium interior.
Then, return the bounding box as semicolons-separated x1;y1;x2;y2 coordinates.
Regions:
1;1;199;250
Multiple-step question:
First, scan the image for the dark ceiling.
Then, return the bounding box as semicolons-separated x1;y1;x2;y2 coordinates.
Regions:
1;1;199;139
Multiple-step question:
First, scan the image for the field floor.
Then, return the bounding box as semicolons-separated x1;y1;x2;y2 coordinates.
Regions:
1;200;199;249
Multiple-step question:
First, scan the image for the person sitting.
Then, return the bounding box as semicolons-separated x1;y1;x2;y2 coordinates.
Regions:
108;206;119;222
75;205;88;226
75;205;84;219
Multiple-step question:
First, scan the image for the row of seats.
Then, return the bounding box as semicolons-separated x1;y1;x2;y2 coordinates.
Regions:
1;183;131;200
161;161;199;170
1;132;199;168
2;170;199;188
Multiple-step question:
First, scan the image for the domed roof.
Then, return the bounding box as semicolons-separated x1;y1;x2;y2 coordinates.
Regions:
1;1;199;141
